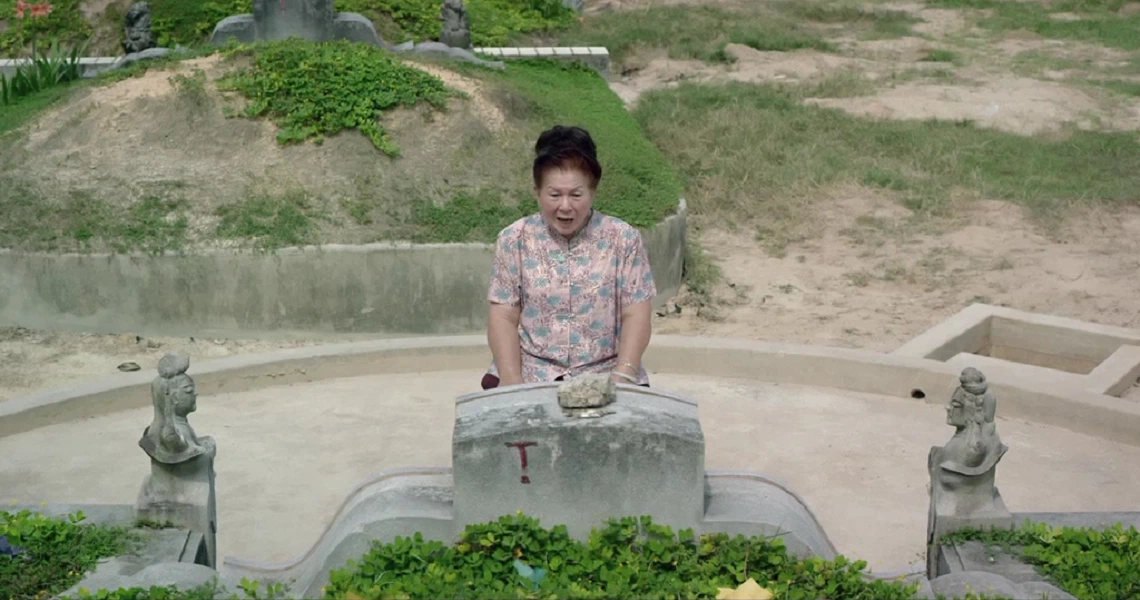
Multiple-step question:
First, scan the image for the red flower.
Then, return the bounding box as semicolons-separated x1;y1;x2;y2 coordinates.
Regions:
29;1;53;18
14;0;28;19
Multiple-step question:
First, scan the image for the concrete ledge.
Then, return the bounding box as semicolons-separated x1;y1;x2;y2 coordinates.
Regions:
1086;345;1140;397
895;303;1140;399
0;200;685;339
0;57;120;79
4;334;1140;446
473;46;610;77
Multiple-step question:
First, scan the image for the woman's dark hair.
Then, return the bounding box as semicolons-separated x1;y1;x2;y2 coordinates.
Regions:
533;125;602;189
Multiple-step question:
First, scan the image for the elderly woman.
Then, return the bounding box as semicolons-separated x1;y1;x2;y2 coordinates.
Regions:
482;125;656;389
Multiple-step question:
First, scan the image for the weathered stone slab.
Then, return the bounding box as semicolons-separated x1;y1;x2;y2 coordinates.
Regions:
452;383;704;539
61;528;209;597
210;15;256;44
209;0;383;47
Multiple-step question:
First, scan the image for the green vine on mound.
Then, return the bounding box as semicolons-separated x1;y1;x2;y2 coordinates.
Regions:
943;520;1140;600
216;39;456;156
322;513;919;599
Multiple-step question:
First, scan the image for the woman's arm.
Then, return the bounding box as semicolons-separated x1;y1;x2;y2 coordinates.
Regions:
612;227;657;382
488;303;524;386
614;299;652;381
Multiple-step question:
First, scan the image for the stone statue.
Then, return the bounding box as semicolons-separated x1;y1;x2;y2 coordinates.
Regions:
137;353;218;568
926;367;1012;577
139;354;216;464
931;367;1008;516
122;2;157;55
440;0;471;50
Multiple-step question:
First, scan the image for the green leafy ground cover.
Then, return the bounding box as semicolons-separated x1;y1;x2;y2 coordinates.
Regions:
943;521;1140;600
216;39;455;155
0;510;134;600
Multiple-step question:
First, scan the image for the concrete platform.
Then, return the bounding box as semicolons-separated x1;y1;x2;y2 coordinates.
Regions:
3;371;1138;575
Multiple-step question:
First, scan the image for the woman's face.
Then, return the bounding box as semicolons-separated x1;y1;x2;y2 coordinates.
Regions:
537;167;595;238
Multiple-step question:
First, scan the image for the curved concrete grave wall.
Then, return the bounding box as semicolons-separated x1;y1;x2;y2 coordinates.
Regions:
0;200;686;338
4;332;1139;445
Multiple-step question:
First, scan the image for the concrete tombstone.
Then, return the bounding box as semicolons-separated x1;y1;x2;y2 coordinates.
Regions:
452;378;705;539
210;0;384;47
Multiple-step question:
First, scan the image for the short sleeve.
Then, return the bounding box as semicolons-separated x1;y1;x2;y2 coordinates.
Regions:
617;227;656;308
488;226;521;306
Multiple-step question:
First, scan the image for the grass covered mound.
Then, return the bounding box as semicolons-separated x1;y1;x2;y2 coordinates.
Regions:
0;510;134;600
944;521;1140;600
321;514;919;599
0;44;681;253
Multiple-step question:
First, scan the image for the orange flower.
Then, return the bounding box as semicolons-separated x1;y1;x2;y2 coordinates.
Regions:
14;0;28;19
29;1;53;18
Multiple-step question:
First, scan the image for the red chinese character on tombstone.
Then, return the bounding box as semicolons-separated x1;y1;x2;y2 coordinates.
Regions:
505;442;537;484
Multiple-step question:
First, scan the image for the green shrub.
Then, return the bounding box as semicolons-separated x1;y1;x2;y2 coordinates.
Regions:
216;39;455;155
944;520;1140;600
0;510;134;600
322;513;919;599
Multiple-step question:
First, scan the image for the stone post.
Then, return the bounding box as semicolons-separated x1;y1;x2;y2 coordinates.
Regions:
926;368;1013;578
136;354;218;569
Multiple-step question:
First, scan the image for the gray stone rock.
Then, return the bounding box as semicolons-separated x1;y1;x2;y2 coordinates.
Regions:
930;572;1021;599
123;2;157;55
562;0;585;12
440;0;471;50
557;373;615;408
393;40;414;52
405;41;505;69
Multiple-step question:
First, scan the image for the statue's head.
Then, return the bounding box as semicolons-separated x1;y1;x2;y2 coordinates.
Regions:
947;367;987;427
156;354;196;417
126;2;149;23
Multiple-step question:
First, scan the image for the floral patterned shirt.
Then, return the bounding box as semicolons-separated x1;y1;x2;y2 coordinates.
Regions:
487;210;657;384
